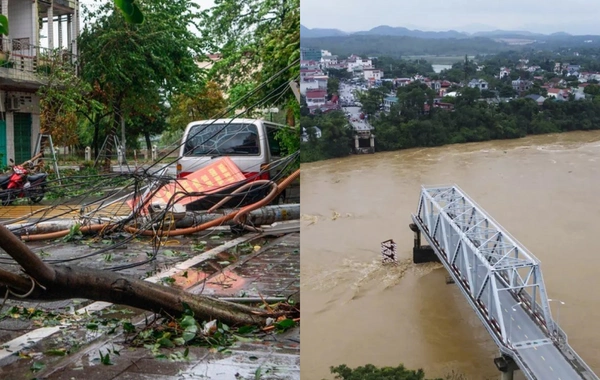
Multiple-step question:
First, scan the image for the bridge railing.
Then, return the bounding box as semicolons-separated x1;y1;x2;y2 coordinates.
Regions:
413;185;557;346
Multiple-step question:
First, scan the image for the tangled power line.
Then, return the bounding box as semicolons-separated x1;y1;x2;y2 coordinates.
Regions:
0;58;301;272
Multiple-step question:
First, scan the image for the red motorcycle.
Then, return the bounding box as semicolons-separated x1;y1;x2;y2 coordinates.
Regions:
0;153;48;205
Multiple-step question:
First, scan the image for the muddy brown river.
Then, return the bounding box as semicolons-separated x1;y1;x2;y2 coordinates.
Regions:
300;131;600;380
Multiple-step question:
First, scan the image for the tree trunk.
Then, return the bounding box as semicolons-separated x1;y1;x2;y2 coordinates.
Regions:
144;131;152;152
0;225;283;326
93;118;99;160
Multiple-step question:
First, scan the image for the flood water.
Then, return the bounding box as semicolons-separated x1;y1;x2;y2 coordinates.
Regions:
300;131;600;379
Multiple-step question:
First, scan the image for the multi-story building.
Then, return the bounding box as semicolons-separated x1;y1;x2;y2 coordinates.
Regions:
0;0;79;165
300;47;322;62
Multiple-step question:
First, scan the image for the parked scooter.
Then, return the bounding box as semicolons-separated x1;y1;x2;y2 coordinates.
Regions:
0;153;48;205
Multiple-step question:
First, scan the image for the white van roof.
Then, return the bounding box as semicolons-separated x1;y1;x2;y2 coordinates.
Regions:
186;118;287;129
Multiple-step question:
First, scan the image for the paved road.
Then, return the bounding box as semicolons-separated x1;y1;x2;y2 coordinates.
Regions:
339;83;373;133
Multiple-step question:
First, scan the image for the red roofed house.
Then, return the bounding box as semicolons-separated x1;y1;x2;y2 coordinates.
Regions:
305;89;327;107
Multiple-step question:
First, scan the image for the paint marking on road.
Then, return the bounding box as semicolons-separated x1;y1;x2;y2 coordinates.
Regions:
517;325;521;330
534;346;537;350
524;334;528;339
504;308;508;312
541;355;545;361
550;366;554;371
511;316;515;321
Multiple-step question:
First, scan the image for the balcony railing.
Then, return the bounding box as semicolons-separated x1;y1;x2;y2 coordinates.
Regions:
0;37;77;79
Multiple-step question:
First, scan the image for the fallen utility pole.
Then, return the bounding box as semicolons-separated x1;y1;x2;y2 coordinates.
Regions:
7;204;300;237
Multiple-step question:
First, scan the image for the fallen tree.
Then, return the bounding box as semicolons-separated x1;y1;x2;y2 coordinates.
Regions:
0;223;290;327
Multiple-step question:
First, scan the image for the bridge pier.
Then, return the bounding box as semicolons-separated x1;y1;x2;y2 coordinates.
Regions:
409;223;439;264
494;355;518;380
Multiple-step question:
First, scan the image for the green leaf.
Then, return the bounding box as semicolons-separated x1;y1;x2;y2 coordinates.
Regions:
0;15;9;35
122;322;135;333
123;3;144;24
236;325;256;335
30;362;45;372
172;337;185;346
274;318;296;331
86;323;98;330
182;302;194;316
180;315;196;329
114;0;134;16
182;331;196;343
157;337;174;348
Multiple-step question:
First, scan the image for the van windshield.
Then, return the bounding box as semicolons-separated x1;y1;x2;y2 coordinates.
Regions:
184;122;260;156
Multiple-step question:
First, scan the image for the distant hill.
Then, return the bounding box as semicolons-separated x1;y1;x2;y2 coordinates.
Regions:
353;25;468;39
300;25;348;38
471;30;548;38
300;24;596;41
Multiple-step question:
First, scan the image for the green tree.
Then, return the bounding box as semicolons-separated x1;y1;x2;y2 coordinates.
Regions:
168;81;228;133
199;0;300;115
327;68;352;80
79;0;203;155
38;50;100;148
327;77;340;98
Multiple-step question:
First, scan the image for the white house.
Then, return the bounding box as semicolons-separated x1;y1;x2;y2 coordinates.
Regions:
347;55;372;73
0;0;80;166
301;126;322;142
363;68;383;81
468;79;489;91
499;67;511;79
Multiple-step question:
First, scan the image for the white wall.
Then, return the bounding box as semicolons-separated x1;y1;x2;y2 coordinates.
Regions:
300;80;319;95
8;0;34;43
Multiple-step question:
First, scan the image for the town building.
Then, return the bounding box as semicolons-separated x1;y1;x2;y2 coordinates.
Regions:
300;47;322;62
0;0;80;165
468;79;489;91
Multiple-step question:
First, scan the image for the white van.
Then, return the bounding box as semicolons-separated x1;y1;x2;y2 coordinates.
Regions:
176;118;287;181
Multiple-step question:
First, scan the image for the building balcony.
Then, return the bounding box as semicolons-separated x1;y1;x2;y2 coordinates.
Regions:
0;37;77;91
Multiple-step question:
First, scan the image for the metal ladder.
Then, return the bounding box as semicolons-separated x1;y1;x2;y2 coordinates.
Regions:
34;133;60;184
94;128;128;172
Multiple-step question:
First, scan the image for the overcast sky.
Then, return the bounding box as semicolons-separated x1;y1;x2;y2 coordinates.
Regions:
301;0;600;35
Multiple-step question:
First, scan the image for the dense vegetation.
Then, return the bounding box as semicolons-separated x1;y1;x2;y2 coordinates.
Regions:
300;110;353;162
326;363;470;380
300;35;514;58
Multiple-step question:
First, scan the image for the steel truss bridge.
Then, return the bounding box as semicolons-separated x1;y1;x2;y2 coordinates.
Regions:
411;185;598;380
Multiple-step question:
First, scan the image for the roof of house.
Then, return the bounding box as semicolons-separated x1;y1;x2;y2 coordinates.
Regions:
305;90;327;99
525;94;545;101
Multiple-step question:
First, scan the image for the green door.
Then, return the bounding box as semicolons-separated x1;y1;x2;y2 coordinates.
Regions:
0;120;6;167
13;113;31;164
